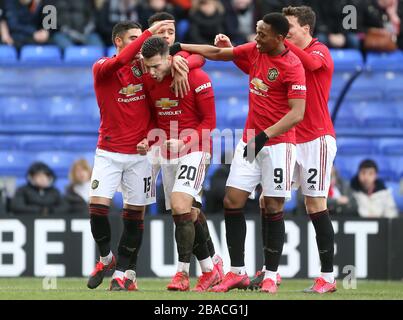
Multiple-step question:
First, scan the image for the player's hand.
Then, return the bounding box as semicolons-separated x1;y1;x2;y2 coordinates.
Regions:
214;34;233;48
172;55;189;75
243;131;269;163
171;68;190;98
337;196;349;205
164;139;185;154
148;20;175;35
137;138;149;155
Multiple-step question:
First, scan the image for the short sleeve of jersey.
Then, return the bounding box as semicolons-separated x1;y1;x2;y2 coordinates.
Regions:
189;68;214;100
233;42;256;64
283;61;307;100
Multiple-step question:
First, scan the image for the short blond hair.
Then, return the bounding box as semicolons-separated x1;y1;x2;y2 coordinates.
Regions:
69;159;92;184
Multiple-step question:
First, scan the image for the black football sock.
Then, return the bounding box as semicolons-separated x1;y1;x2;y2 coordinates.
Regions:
198;211;216;257
224;208;246;267
309;209;334;273
192;219;210;261
89;204;111;257
260;208;267;268
263;211;285;272
116;209;144;272
173;213;195;265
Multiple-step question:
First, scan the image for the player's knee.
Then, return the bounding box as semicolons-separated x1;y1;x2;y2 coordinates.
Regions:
305;196;327;214
264;197;285;214
223;195;240;209
171;201;191;215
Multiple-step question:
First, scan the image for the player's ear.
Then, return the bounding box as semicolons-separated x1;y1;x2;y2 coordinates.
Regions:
114;36;122;49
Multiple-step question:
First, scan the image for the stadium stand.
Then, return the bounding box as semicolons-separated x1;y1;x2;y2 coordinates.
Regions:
0;46;402;213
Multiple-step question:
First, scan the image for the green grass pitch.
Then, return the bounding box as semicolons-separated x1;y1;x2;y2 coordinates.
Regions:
0;278;402;300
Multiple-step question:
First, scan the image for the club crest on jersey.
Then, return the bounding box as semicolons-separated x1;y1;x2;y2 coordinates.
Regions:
251;78;268;92
119;84;143;96
132;66;142;77
156;98;179;110
91;180;99;190
267;68;279;81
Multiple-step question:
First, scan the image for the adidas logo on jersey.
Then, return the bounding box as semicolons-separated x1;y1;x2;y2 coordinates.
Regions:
275;185;283;190
183;181;191;187
308;185;316;191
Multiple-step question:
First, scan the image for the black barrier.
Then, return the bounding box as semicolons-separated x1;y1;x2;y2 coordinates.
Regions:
0;215;402;280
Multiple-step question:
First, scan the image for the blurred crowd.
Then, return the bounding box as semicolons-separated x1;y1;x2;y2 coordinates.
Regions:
0;0;402;51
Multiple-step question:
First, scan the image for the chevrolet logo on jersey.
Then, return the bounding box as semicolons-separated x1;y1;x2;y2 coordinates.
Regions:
251;78;269;92
156;98;179;110
119;84;143;96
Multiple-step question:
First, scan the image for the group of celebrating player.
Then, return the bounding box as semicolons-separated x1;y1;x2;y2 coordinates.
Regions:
86;5;337;295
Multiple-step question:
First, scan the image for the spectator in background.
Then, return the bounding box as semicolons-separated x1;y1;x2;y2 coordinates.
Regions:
4;0;49;48
327;166;358;216
10;162;68;216
45;0;103;49
256;0;304;15
221;0;256;45
0;0;14;45
186;0;225;44
308;0;361;49
138;0;184;30
93;0;139;47
358;0;400;51
169;0;192;10
64;159;91;215
351;159;398;218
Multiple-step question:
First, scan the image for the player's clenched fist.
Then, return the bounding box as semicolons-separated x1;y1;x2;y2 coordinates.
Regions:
148;20;175;35
214;34;233;48
137;138;149;155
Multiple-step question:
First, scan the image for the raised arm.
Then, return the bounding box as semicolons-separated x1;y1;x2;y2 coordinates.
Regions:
180;44;235;61
285;39;326;72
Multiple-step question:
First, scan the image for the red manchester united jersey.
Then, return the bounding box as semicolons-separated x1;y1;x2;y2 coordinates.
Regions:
285;39;335;143
143;68;216;157
93;30;153;154
233;42;306;146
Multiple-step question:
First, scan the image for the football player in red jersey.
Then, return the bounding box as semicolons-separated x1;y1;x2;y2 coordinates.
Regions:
216;6;337;294
179;13;306;293
145;11;225;283
139;36;219;292
283;5;337;294
87;20;174;291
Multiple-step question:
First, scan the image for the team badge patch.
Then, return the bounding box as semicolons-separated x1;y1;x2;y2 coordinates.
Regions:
132;66;142;77
267;68;279;81
91;180;99;190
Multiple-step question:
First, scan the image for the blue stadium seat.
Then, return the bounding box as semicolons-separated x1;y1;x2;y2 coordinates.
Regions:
33;69;78;95
64;46;104;64
19;135;62;152
366;50;403;72
34;152;78;178
384;156;403;180
333;103;359;129
20;45;61;63
330;49;363;72
0;45;17;63
355;101;399;129
336;138;376;156
63;136;98;152
210;71;249;97
378;138;403;156
0;135;20;150
226;99;249;129
45;96;98;126
204;60;245;72
216;96;248;130
345;72;383;101
1;96;48;125
0;151;34;176
386;182;403;212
